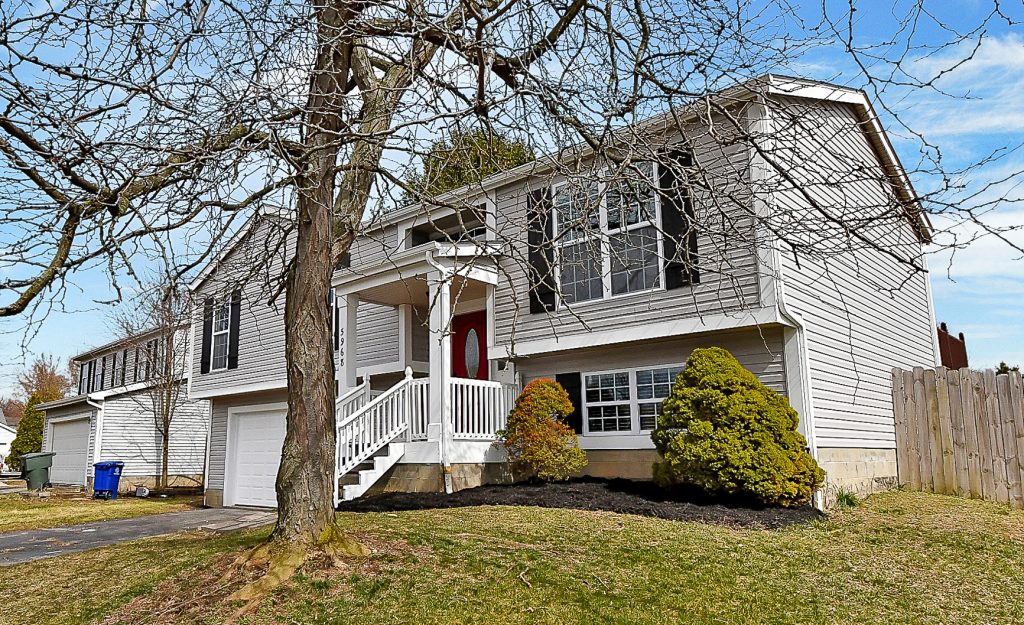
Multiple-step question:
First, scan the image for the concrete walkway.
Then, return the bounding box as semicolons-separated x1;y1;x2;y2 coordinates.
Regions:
0;507;275;566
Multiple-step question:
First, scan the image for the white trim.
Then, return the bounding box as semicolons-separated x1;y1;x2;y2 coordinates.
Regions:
189;379;286;400
497;306;784;358
356;359;428;378
922;254;942;366
202;400;213;496
224;401;288;508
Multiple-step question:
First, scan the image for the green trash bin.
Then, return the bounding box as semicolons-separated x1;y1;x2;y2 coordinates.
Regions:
20;452;55;491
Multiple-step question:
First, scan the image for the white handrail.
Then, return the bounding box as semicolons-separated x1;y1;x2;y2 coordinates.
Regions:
449;378;519;440
334;368;412;505
336;376;372;422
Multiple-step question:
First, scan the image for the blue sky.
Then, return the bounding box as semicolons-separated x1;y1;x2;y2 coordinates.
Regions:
2;1;1024;395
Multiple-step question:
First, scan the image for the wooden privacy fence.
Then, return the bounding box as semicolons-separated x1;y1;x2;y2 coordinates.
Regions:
891;367;1024;508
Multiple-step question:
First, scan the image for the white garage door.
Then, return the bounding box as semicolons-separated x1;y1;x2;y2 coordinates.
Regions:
227;408;286;507
50;418;90;485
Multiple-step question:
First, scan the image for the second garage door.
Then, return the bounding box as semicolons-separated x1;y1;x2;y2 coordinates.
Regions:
226;407;287;507
49;418;90;485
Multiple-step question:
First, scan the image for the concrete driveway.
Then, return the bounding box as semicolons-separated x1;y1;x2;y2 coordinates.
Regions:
0;507;275;566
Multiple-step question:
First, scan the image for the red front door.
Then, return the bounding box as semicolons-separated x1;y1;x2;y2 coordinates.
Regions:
452;311;488;380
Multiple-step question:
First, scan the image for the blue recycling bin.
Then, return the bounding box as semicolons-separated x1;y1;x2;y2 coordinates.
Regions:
93;461;124;500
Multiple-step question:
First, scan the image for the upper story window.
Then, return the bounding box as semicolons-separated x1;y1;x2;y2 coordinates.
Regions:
552;163;663;306
526;150;698;316
201;289;240;374
211;299;231;371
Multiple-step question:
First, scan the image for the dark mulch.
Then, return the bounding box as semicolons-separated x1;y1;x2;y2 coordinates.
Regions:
338;478;824;529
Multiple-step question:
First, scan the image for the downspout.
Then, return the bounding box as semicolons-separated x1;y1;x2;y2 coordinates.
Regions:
426;249;455;493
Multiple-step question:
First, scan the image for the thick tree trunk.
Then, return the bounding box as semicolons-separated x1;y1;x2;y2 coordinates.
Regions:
272;3;350;545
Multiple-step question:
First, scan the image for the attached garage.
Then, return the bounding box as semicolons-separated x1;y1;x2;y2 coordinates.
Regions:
224;405;286;507
48;417;91;485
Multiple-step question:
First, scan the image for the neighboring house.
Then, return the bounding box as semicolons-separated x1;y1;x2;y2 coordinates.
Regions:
0;422;15;472
37;328;210;490
191;75;939;509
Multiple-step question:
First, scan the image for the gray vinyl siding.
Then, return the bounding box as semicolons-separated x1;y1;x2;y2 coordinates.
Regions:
191;219;407;397
98;386;209;479
516;327;787;395
190;218;293;396
356;302;399;367
491;118;763;351
206;390;287;491
411;306;430;362
42;403;96;479
771;97;937;449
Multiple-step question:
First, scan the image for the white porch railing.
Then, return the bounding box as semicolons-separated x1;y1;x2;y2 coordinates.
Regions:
336;377;372;422
450;378;519;440
408;378;430;441
334;371;412;504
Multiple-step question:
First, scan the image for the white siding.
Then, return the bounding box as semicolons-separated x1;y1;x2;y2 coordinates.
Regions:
517;327;787;394
491;118;763;351
99;385;209;478
770;97;938;449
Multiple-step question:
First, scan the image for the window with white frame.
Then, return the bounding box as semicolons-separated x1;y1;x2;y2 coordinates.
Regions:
210;298;231;371
553;162;662;305
583;364;683;434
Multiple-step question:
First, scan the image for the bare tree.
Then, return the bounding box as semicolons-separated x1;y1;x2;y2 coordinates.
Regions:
0;0;1021;599
110;281;195;490
17;354;72;402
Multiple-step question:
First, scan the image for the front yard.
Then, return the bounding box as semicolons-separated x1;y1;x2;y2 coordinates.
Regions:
0;493;201;533
2;490;1022;624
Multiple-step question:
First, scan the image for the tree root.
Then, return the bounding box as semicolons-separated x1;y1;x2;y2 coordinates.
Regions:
220;524;369;623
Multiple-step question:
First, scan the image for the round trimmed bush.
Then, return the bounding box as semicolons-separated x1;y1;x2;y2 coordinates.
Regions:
651;347;824;506
498;379;588;481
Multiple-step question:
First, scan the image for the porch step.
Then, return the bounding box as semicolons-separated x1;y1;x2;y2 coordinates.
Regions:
338;442;405;502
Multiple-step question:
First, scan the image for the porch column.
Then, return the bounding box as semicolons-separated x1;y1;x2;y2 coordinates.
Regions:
339;292;359;390
427;269;454;492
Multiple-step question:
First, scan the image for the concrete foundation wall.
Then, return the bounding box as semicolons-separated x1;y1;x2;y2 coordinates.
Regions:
817;447;898;503
205;488;224;508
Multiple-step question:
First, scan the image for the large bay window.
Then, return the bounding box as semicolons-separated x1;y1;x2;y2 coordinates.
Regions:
553;162;663;305
583;364;684;434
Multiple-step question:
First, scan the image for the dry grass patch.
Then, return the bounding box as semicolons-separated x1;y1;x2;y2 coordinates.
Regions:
0;493;200;533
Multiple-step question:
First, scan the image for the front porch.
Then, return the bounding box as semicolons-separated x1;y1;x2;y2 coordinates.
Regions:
331;242;519;503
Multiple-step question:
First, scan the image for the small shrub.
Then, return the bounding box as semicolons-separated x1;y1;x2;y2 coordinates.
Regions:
651;347;825;507
498;379;587;481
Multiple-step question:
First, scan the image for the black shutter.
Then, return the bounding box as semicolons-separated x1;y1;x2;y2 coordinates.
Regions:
200;298;213;374
527;187;557;313
659;150;699;289
227;289;241;370
555;372;583;434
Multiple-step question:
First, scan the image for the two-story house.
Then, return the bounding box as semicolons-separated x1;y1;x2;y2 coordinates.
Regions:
191;75;939;509
39;326;210;490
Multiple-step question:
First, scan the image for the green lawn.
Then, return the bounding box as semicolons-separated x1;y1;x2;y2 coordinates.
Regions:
2;490;1023;625
0;493;201;533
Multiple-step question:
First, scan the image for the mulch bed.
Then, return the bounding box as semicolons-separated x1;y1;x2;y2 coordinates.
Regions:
337;478;823;529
